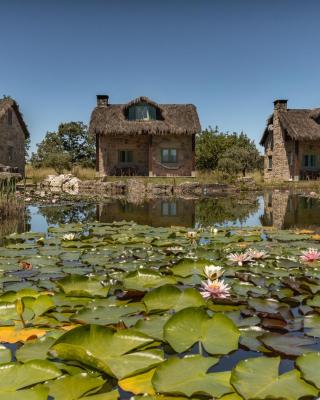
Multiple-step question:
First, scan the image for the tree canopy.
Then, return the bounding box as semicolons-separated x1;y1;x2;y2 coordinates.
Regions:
195;127;261;175
30;122;95;172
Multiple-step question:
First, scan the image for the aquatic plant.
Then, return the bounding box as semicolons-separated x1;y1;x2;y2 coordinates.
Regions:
227;251;252;266
203;264;224;279
200;278;231;299
300;248;320;263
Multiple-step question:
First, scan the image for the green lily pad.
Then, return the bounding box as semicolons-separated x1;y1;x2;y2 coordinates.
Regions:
164;307;239;355
56;274;109;297
296;352;320;389
231;356;318;400
152;355;233;397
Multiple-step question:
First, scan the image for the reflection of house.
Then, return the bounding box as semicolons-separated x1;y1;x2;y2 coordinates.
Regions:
89;95;201;177
0;98;29;175
261;191;320;229
261;99;320;181
97;199;195;227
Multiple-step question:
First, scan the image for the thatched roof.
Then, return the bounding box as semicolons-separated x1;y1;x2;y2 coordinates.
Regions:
260;107;320;145
89;96;201;136
0;98;29;138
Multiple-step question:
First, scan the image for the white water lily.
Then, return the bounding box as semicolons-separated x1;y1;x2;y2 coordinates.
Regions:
203;265;224;279
187;231;197;239
62;233;75;241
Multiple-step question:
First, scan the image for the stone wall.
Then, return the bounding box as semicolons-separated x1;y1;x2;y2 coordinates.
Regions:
98;134;149;176
0;107;25;175
97;134;195;177
150;135;194;177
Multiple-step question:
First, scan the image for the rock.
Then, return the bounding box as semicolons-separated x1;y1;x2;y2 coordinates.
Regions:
43;174;74;188
62;177;81;195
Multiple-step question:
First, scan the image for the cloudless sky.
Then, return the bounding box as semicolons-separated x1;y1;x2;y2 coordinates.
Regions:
1;0;320;153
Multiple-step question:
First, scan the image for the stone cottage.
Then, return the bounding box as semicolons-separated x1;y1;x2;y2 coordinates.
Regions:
261;99;320;181
89;95;201;176
0;98;29;175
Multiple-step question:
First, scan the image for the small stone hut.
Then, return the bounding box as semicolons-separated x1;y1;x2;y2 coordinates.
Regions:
261;99;320;181
0;98;29;175
89;95;201;177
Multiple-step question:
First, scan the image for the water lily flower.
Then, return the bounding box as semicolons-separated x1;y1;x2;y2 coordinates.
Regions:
227;252;252;266
210;227;219;235
203;265;224;279
246;248;268;260
300;248;320;263
200;279;231;299
63;233;75;241
187;231;197;240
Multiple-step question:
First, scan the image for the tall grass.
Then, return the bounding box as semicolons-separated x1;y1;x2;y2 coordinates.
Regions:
25;165;97;183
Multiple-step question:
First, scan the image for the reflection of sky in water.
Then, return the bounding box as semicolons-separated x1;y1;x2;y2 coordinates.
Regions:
28;206;51;233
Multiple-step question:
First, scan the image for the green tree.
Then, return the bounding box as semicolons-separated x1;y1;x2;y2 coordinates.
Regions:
31;122;95;171
196;128;260;175
218;145;260;176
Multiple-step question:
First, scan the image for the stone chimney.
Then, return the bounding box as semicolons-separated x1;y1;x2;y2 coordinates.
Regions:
274;99;288;111
97;94;109;106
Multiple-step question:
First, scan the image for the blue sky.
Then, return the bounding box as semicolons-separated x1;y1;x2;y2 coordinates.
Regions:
1;0;320;153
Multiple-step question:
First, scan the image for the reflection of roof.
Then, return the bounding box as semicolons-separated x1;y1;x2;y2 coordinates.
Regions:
261;107;320;145
0;98;29;138
89;96;201;136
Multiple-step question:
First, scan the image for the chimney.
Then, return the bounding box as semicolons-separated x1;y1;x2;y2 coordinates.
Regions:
97;94;109;106
274;99;287;111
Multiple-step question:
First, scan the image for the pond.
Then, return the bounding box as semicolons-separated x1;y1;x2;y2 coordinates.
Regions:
4;191;320;236
1;191;320;399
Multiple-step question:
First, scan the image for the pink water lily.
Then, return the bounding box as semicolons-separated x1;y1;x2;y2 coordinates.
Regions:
200;279;231;299
300;248;320;263
227;252;252;266
246;248;268;260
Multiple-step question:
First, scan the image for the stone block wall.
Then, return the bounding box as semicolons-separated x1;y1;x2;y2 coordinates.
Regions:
98;134;149;176
97;134;195;177
0;108;25;175
150;135;194;176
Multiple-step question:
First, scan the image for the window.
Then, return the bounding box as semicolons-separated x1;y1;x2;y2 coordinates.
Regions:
119;150;133;163
7;109;12;125
161;201;177;216
128;104;156;121
161;148;177;163
303;154;316;168
268;156;272;170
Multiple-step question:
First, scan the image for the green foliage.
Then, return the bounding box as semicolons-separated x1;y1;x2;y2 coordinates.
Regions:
196;127;260;175
30;122;95;172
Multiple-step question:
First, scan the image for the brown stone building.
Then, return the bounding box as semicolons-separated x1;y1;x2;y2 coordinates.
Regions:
261;99;320;181
0;98;29;175
89;95;201;176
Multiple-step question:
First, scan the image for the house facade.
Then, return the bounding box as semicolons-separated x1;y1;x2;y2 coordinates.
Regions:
89;95;201;177
261;99;320;181
0;98;29;175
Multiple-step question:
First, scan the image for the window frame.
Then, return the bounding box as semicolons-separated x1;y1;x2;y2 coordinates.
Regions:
303;154;316;169
267;155;272;170
161;148;177;164
118;150;133;164
128;104;156;121
161;201;177;217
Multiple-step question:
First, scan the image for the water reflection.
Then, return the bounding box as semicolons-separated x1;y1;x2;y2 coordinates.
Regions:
2;191;320;237
261;191;320;230
0;200;28;238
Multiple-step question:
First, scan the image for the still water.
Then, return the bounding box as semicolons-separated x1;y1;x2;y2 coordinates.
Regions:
2;191;320;237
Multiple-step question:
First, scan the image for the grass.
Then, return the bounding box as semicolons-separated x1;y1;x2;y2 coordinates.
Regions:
24;165;97;184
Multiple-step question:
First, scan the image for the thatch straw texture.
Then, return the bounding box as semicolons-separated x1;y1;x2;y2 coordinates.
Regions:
89;96;201;136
